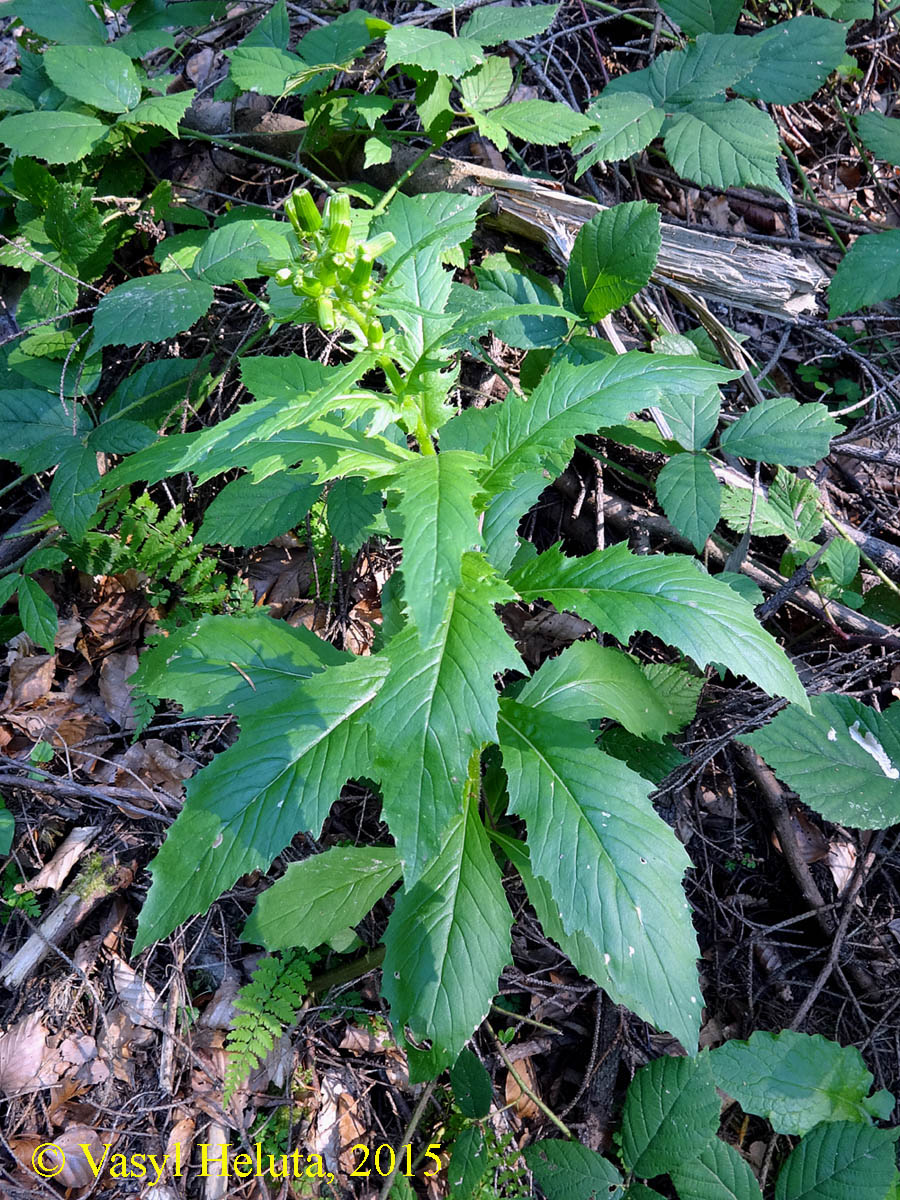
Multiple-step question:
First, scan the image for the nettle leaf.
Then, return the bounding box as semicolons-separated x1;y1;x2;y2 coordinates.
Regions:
367;556;519;882
242;845;402;951
482;353;737;496
391;451;483;641
17;575;57;652
657;383;721;452
741;695;900;829
460;55;513;112
572;92;665;175
382;800;512;1081
719;397;840;465
226;46;304;95
118;91;196;136
11;0;106;44
384;26;485;77
43;45;141;113
135;613;347;719
774;1123;899;1200
50;442;100;541
856;112;900;167
200;470;320;546
656;452;721;552
498;701;701;1047
669;1137;763;1200
607;33;757;108
0;112;109;164
663;100;787;197
460;3;558;46
710;1031;882;1136
564;201;661;322
92;274;215;351
495;100;591;145
823;538;860;587
133;655;388;953
620;1054;719;1178
510;543;806;705
242;0;289;49
516;641;692;741
828;230;900;318
658;0;742;35
719;467;822;541
193;218;291;284
738;16;847;105
523;1140;623;1199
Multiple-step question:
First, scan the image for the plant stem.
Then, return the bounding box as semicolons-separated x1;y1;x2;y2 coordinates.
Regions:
180;128;336;194
378;1081;439;1200
308;945;386;994
371;126;477;218
821;509;900;599
492;1032;576;1139
780;141;848;252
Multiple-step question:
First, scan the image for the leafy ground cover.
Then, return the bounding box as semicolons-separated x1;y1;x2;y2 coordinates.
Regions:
0;0;900;1197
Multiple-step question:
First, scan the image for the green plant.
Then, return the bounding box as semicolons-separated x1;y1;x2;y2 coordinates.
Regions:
224;949;315;1103
444;1050;530;1200
0;862;40;925
523;1031;897;1200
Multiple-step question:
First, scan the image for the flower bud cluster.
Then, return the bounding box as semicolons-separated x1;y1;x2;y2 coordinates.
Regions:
258;190;396;350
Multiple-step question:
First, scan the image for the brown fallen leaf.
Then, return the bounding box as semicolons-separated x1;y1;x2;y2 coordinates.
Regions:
112;956;163;1027
55;1125;109;1188
0;652;55;708
771;808;830;864
0;1012;60;1096
98;649;139;730
505;1056;540;1120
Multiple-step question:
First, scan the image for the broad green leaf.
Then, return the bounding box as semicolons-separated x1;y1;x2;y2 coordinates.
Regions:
193;218;291;283
92;274;214;351
480;468;545;573
326;476;383;551
392;451;483;640
367;556;519;882
118;91;195;136
823;538;859;586
482;353;737;497
133;655;388;953
564;202;661;322
240;352;343;405
828;230;900;318
0;89;32;114
16;256;78;327
242;0;289;49
625;1189;667;1200
658;0;742;35
0;112;108;164
498;701;701;1047
382;800;512;1081
620;1054;719;1177
739;17;846;105
449;1049;492;1119
0;388;81;472
472;266;567;349
0;798;13;856
741;695;900;829
670;1137;763;1200
384;26;484;77
86;419;157;453
460;3;558;46
711;1031;881;1136
600;728;688;785
44;186;105;269
523;1140;623;1200
226;46;304;94
607;34;757;108
774;1123;898;1200
658;383;721;451
496;100;591;145
134;613;347;719
200;470;319;546
43;45;141;113
102;357;207;424
719;397;840;465
242;845;401;951
515;641;692;741
297;9;386;67
510;543;807;706
857;112;900;166
460;56;513;111
50;442;100;541
448;1126;488;1199
572;92;665;175
656;452;721;552
663;100;787;197
17;576;57;652
813;0;871;15
719;468;822;541
10;0;106;45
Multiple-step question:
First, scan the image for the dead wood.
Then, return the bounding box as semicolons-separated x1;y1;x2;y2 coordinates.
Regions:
355;146;828;321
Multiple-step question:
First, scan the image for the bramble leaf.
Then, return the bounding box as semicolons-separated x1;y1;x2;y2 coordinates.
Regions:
656;452;721;551
658;0;742;35
43;45;141;113
856;112;900;166
620;1054;719;1177
92;274;214;351
669;1136;763;1200
663;100;787;197
828;231;900;318
460;3;558;46
774;1123;898;1200
738;17;846;105
523;1140;623;1199
564;202;661;322
719;397;840;465
0;112;108;164
572;92;665;175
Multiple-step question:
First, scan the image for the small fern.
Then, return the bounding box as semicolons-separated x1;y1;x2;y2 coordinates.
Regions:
224;950;315;1103
65;492;255;622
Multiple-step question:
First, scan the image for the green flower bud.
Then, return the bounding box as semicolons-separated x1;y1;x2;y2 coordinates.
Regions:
317;296;336;331
360;231;397;262
275;267;294;285
348;255;373;288
285;189;322;234
366;318;385;348
323;193;351;230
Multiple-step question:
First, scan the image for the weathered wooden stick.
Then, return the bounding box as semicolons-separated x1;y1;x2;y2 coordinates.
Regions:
357;147;828;321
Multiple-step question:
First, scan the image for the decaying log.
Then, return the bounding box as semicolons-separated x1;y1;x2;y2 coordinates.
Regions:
356;147;828;321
